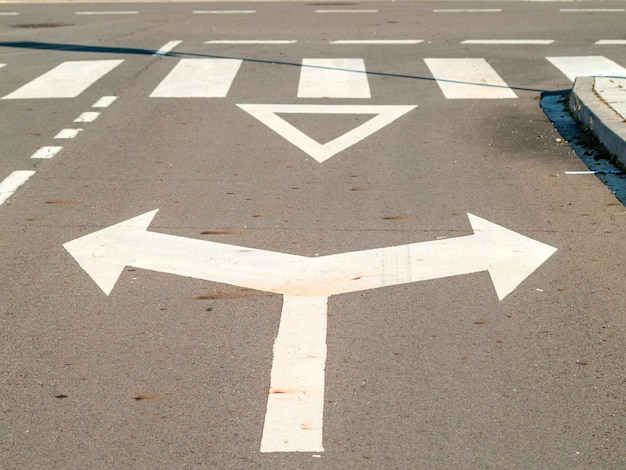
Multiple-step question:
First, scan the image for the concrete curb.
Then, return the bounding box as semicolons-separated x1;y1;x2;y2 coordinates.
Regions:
569;76;626;169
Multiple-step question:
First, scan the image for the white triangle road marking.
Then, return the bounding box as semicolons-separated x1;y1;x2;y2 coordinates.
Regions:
237;104;417;163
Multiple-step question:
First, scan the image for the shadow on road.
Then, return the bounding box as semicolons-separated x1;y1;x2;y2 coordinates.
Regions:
0;40;550;94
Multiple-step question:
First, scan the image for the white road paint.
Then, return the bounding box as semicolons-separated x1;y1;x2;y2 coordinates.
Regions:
298;58;370;99
63;211;556;300
315;9;378;13
153;40;182;57
194;10;256;14
64;210;557;452
261;295;327;453
55;128;83;139
565;170;623;175
0;64;5;69
461;39;554;45
92;96;117;108
2;60;123;99
560;9;624;12
0;170;35;206
424;58;517;99
330;40;423;44
75;11;138;15
30;146;63;159
0;12;18;16
434;9;501;12
204;40;296;44
595;40;626;45
546;56;626;82
237;104;416;163
74;112;101;123
150;58;242;98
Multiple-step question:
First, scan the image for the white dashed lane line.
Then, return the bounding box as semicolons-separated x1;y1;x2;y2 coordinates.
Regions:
0;171;35;206
30;146;63;159
75;11;138;15
193;10;255;14
153;40;182;57
74;112;101;123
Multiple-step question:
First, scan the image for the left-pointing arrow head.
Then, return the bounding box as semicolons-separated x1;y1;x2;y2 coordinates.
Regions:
64;209;309;296
63;209;160;295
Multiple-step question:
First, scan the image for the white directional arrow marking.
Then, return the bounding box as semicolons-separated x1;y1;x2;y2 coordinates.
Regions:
237;104;417;163
64;210;557;452
63;210;556;300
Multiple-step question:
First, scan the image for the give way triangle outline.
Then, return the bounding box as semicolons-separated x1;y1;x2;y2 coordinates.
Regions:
237;104;417;163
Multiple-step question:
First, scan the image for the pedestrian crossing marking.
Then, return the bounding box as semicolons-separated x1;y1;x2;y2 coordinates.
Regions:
1;55;624;103
424;58;517;99
298;59;371;99
2;60;123;99
237;104;416;163
546;56;626;82
149;58;243;98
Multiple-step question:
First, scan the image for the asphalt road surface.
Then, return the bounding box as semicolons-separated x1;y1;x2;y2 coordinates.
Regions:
1;1;625;468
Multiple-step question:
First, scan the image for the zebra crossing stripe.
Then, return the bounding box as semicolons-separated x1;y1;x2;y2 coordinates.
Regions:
149;58;243;98
424;58;517;99
546;56;626;82
298;58;371;99
0;64;5;70
2;60;123;99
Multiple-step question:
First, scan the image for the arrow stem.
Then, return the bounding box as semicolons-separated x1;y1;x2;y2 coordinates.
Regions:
261;295;328;452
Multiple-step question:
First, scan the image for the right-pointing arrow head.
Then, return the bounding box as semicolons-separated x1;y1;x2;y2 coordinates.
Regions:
468;214;558;300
